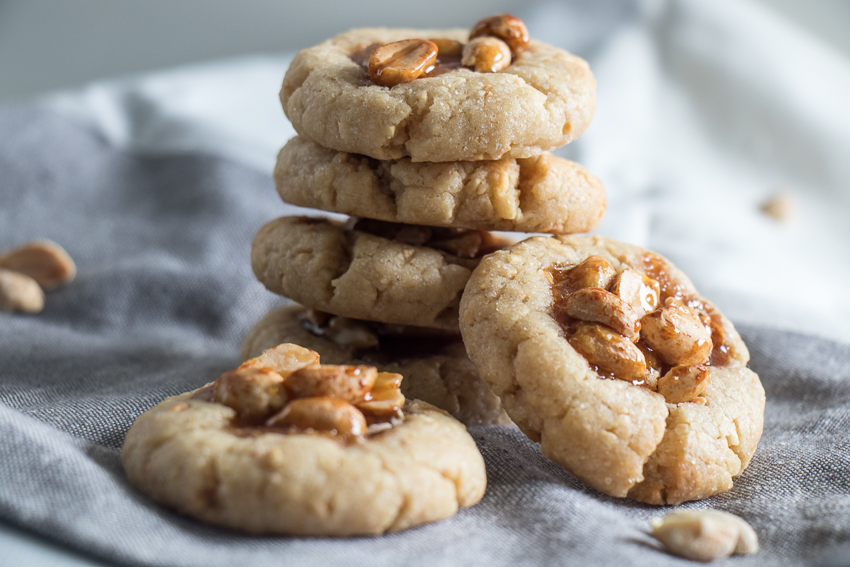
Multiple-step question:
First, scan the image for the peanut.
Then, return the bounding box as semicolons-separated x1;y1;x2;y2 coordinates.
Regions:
284;364;377;403
651;510;759;561
428;38;464;58
214;366;287;420
0;240;75;291
267;397;367;437
640;300;713;366
356;372;405;418
568;322;646;382
368;39;438;87
0;269;44;313
469;13;530;55
609;268;660;318
240;343;320;375
657;365;711;404
564;287;641;341
462;36;511;73
555;255;617;295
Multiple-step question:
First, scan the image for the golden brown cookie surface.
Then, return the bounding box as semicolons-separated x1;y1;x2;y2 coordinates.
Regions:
459;235;764;505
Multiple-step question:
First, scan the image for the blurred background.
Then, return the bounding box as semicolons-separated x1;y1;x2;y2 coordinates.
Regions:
1;0;849;102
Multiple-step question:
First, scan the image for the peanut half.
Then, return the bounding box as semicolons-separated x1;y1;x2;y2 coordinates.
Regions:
554;255;617;295
656;364;711;404
462;36;512;73
564;287;641;341
0;240;76;291
356;372;405;418
267;397;367;437
0;269;44;313
284;364;378;404
239;343;320;375
640;299;712;366
651;509;759;561
469;13;530;55
214;366;287;420
609;268;660;318
369;39;438;87
568;322;646;382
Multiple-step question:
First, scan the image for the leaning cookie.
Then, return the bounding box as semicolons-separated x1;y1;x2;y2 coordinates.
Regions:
281;16;595;162
251;216;511;330
122;343;487;535
275;136;606;233
242;303;511;426
459;235;765;505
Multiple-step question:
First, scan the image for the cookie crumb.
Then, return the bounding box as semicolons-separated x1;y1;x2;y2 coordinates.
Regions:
760;190;796;223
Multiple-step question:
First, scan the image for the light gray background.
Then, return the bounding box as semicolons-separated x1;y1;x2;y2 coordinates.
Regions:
1;0;849;102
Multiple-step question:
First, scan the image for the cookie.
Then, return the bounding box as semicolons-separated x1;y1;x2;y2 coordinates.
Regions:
275;136;606;233
251;216;511;330
280;22;596;162
242;303;510;426
122;343;487;535
459;235;765;505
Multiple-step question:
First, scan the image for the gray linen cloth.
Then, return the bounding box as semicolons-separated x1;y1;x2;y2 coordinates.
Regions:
1;106;849;567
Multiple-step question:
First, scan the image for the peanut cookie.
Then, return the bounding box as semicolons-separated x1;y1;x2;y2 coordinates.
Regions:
280;18;595;162
275;136;606;233
459;235;765;505
242;303;510;426
122;343;487;535
251;216;511;330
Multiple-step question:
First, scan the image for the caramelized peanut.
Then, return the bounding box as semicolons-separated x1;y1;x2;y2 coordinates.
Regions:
356;372;405;418
609;268;660;318
285;364;378;403
462;36;511;73
267;397;367;437
564;287;641;341
428;38;464;58
240;343;320;375
555;255;617;295
214;366;287;420
656;365;711;404
640;300;713;366
469;13;530;55
569;322;646;382
369;39;438;87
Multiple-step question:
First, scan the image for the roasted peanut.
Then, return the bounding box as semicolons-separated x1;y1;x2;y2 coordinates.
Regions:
0;269;44;313
564;287;641;341
369;39;438;87
267;397;367;437
428;38;464;58
469;13;530;55
214;366;287;420
324;316;380;349
285;364;378;403
568;322;646;382
609;268;660;318
651;510;759;561
240;343;320;375
0;240;76;291
462;36;511;73
657;365;711;404
640;300;713;366
637;342;662;390
356;372;405;418
554;255;617;295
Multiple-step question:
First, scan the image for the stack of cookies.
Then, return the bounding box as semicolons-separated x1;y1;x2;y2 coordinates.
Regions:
246;15;605;426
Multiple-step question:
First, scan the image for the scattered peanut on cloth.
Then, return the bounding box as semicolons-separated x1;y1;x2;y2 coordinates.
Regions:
650;509;759;562
0;240;75;313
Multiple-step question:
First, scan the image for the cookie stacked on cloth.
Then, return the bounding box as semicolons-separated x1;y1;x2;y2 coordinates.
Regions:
247;14;605;427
